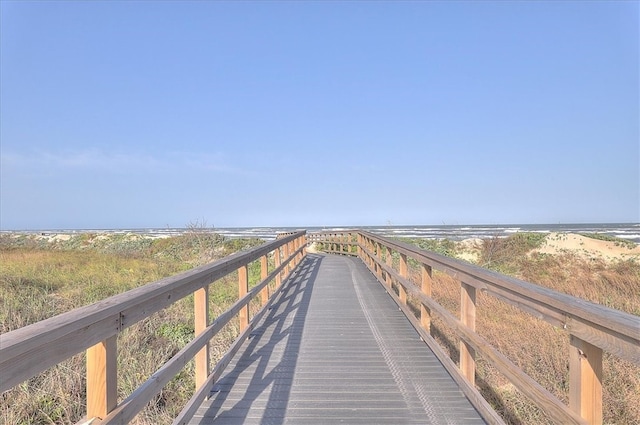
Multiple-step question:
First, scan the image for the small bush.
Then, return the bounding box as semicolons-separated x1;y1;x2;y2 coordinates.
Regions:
398;237;460;257
479;232;548;274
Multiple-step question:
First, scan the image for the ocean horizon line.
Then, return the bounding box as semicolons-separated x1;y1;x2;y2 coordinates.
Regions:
3;222;639;243
2;221;638;232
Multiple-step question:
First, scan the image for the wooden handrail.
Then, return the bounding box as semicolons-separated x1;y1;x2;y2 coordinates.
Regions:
0;231;307;424
309;230;640;425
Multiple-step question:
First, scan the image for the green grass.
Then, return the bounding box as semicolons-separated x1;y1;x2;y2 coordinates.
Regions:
0;231;266;425
396;237;460;257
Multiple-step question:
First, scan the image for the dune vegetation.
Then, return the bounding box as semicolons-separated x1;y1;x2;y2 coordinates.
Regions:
399;233;640;425
1;230;638;424
0;230;264;425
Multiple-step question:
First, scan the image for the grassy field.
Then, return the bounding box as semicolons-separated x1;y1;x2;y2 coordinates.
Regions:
2;231;638;424
399;233;640;424
0;231;264;425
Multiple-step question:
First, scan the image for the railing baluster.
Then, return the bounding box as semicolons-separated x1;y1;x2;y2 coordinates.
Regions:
460;282;476;385
372;241;378;276
376;242;383;281
260;255;269;306
194;287;210;389
283;242;290;276
399;253;408;304
421;264;432;334
570;335;603;424
369;239;375;270
86;336;117;420
385;246;393;290
274;247;282;287
238;265;249;332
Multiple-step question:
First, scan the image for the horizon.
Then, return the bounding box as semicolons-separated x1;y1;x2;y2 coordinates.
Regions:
2;1;638;229
4;221;639;233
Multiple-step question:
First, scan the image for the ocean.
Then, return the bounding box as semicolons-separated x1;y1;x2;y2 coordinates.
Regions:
11;223;640;244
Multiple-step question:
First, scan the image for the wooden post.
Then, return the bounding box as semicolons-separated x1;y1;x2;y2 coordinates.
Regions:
376;243;383;281
260;255;269;306
368;238;374;269
292;238;298;266
460;282;476;385
283;243;290;276
289;240;295;268
363;236;368;265
421;264;433;334
363;237;369;266
385;246;393;289
357;233;362;258
238;265;249;332
291;239;296;267
86;336;117;419
570;335;603;424
372;241;378;275
399;253;408;304
194;287;210;389
274;248;282;287
303;234;307;255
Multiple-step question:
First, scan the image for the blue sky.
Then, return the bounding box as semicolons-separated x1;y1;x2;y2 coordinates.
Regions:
1;1;638;229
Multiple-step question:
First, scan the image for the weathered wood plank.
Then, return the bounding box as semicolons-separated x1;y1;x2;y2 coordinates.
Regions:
460;282;477;385
570;335;603;425
86;336;117;420
194;287;210;389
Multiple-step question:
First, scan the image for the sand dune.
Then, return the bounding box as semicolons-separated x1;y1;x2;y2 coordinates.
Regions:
534;232;640;262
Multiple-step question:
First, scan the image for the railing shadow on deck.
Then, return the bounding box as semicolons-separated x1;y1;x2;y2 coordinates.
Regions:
201;254;322;424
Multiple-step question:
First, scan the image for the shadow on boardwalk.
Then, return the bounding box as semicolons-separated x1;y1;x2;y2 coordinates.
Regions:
191;253;485;425
201;254;323;424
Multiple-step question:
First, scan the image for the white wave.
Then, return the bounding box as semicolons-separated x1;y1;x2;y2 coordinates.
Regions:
617;234;640;240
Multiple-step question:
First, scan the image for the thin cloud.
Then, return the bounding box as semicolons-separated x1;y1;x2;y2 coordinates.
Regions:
1;149;243;174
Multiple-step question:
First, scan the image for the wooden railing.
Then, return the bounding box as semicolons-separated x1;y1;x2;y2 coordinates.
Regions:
308;230;640;425
0;231;307;425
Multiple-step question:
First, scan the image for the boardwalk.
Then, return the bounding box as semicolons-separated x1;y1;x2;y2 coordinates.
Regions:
189;253;485;424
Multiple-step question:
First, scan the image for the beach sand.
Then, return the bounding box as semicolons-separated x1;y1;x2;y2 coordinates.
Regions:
533;232;640;262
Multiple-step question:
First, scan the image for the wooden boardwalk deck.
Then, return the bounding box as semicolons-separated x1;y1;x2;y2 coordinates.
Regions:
188;253;486;424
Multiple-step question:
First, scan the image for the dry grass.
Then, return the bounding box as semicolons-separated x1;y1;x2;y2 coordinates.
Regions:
404;235;640;424
0;233;263;425
3;232;638;424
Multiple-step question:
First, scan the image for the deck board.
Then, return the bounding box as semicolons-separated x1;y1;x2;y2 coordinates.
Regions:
188;253;486;424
